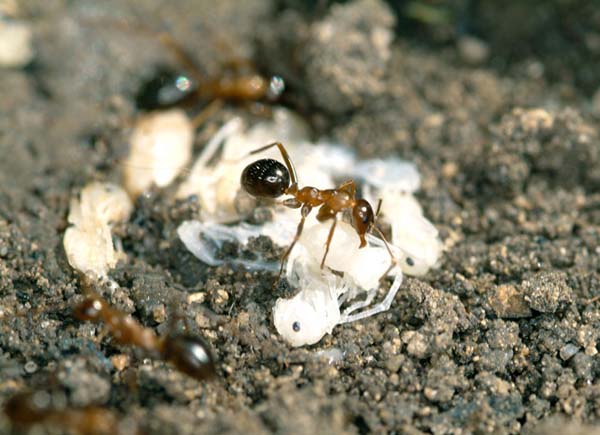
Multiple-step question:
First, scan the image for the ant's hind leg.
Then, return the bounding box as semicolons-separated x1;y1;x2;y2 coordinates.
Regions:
276;204;312;286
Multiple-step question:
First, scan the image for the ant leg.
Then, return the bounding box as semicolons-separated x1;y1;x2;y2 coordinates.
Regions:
276;204;312;285
81;18;205;81
337;179;356;197
247;142;298;190
190;99;224;128
320;216;338;269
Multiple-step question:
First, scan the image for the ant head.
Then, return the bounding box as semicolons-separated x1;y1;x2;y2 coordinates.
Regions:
241;158;290;199
352;199;375;248
73;297;104;321
162;333;217;381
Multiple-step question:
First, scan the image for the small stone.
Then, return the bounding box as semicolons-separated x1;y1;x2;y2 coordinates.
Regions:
214;289;229;305
24;360;38;374
457;35;490;65
110;354;130;371
187;292;206;304
489;284;532;318
559;343;579;361
522;271;573;313
152;304;167;323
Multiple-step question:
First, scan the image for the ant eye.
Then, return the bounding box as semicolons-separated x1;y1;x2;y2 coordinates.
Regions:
406;257;415;266
241;158;290;198
292;321;301;332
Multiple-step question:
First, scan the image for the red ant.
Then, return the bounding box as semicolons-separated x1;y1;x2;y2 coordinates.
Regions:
74;278;216;382
86;18;284;120
240;142;395;280
3;390;121;435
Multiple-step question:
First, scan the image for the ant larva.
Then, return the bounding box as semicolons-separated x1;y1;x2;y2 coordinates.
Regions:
240;142;396;281
3;390;122;435
74;278;216;382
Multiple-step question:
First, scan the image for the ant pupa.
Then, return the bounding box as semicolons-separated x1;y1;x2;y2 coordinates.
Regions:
240;142;396;282
74;277;216;382
3;390;122;435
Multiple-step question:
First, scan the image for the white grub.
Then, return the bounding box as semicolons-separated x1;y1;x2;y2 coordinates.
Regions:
0;19;34;68
123;109;193;198
177;108;324;223
352;158;421;193
63;182;132;278
370;189;443;276
290;220;393;291
273;275;342;347
356;158;442;276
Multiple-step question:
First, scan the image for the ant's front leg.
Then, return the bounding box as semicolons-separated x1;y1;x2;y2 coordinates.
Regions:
275;204;312;286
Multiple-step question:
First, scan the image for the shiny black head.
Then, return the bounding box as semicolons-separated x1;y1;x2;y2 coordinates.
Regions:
241;158;290;198
162;334;216;381
135;65;198;111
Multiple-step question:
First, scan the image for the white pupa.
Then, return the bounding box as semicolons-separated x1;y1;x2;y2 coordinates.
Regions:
354;158;443;276
123;109;194;198
63;182;133;278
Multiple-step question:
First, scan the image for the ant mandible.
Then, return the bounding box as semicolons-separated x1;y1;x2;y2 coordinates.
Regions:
74;278;216;382
240;142;394;281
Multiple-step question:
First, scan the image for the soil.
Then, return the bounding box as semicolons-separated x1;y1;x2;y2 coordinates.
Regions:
1;0;599;434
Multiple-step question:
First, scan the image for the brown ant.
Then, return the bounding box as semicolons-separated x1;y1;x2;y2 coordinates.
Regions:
74;278;216;382
86;18;285;118
3;390;121;435
240;142;395;281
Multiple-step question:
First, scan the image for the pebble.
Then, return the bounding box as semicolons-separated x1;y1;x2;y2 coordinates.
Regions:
489;284;532;318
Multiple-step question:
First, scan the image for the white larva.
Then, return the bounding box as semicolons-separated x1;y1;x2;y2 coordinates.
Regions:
123;109;194;198
0;19;34;68
63;182;132;278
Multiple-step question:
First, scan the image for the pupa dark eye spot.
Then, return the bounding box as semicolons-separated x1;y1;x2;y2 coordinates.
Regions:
292;321;301;332
406;257;415;266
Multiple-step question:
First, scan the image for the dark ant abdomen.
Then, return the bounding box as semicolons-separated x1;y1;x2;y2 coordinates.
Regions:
241;158;290;198
161;334;217;381
135;65;198;111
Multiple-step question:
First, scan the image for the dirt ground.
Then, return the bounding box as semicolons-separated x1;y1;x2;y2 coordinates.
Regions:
1;0;599;434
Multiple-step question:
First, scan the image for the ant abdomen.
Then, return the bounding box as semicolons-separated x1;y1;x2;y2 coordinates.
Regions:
135;65;198;111
241;158;290;198
161;334;217;381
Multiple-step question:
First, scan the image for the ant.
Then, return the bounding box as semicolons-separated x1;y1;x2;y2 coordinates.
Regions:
74;277;216;382
87;18;285;118
4;390;121;435
240;142;395;281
